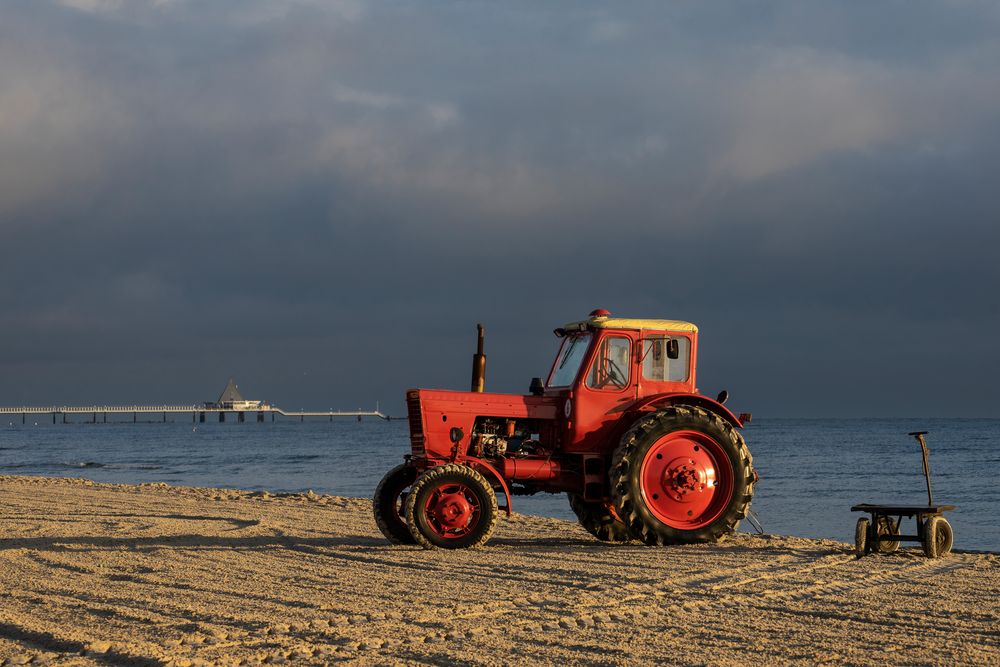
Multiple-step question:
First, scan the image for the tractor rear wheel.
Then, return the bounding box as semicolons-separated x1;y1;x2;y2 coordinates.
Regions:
568;493;631;543
405;464;498;549
373;464;418;544
610;405;755;545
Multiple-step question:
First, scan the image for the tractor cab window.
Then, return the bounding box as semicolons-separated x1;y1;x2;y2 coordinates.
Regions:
548;333;592;387
642;335;690;382
586;336;631;390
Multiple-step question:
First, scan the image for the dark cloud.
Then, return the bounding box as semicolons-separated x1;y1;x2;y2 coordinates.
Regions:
2;0;998;416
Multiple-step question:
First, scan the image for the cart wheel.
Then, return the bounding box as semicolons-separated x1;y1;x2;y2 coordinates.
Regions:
874;516;900;554
855;517;870;558
923;516;953;558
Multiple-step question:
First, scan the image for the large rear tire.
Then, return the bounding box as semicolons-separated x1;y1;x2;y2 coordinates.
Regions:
373;464;418;544
610;405;755;545
405;464;498;550
568;493;631;543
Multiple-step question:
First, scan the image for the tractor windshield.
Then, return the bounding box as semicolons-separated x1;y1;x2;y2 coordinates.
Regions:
547;333;592;387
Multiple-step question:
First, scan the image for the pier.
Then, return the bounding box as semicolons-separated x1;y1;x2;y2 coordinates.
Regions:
0;405;390;423
1;379;391;423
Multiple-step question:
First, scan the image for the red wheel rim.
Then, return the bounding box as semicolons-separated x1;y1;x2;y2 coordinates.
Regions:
639;430;734;529
423;482;482;539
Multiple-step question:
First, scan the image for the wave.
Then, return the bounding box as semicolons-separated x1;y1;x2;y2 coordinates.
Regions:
0;461;166;472
282;454;323;462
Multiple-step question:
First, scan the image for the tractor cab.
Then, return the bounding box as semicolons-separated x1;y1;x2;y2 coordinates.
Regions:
545;310;701;452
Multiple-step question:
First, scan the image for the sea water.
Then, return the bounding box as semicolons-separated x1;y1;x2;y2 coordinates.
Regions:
1;417;997;551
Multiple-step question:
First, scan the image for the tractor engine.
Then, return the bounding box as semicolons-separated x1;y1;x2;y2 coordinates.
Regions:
465;416;568;494
467;417;541;460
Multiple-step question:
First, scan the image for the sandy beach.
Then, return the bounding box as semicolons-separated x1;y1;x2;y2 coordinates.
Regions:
0;476;996;666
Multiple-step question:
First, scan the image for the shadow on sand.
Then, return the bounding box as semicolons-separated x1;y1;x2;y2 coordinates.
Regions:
0;532;385;553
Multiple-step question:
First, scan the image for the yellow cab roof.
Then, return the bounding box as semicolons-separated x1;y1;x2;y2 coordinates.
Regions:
563;315;698;333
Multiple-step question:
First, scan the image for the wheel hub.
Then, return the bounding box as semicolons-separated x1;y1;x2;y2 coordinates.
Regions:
663;459;707;501
431;491;473;529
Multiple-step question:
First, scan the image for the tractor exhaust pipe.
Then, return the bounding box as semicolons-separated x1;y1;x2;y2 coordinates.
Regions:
471;323;486;392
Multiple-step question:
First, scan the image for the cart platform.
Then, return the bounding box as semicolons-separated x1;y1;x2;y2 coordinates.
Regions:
850;432;956;559
851;503;956;515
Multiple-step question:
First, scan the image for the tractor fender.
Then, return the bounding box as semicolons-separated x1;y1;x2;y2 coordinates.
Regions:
464;456;513;517
630;392;746;430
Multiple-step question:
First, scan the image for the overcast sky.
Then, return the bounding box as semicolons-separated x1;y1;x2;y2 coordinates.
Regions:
2;0;998;417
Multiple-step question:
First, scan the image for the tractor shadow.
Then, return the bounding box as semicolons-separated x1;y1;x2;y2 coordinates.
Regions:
0;533;385;553
490;536;615;549
49;511;263;530
0;622;162;666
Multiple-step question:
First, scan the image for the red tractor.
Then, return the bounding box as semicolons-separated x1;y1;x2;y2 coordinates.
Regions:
374;310;756;549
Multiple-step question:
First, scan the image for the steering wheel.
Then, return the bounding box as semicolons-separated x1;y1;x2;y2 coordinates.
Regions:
602;357;627;388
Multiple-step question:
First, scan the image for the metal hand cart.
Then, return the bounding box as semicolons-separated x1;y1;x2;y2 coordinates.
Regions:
851;432;955;558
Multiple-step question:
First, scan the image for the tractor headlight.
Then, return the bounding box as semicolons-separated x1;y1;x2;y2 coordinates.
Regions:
564;399;572;419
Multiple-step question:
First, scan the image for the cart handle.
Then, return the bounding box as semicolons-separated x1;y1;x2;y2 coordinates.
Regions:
909;431;934;506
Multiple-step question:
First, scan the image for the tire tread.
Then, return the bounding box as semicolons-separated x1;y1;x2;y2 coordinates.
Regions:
373;464;417;545
568;493;631;543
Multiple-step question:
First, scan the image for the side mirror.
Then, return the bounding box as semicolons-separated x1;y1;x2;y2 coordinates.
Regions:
666;339;679;359
529;377;545;396
449;427;464;444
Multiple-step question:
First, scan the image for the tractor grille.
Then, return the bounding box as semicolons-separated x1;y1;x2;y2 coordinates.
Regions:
406;391;425;458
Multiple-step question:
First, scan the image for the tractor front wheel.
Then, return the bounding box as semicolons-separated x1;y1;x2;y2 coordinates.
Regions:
611;405;755;545
568;493;631;543
373;464;418;544
405;464;498;549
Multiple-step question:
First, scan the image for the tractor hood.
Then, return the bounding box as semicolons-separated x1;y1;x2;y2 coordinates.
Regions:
405;388;562;461
410;389;561;421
